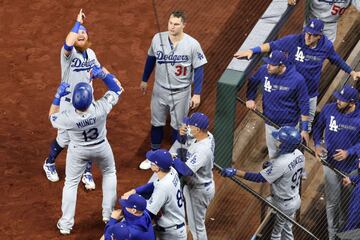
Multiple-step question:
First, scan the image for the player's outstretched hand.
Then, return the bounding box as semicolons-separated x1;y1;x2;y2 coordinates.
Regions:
350;71;360;81
221;168;237;177
91;65;107;80
301;131;310;146
190;95;201;109
246;100;256;110
342;176;352;186
140;81;148;95
121;189;136;200
76;9;85;24
333;149;348;161
234;49;253;60
55;82;71;99
110;209;123;220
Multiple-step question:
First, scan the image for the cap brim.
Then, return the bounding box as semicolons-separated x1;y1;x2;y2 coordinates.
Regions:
119;198;131;208
262;57;280;65
333;91;348;102
304;26;321;35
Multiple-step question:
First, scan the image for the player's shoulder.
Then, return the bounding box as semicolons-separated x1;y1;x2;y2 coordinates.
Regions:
153;32;167;40
183;33;200;45
288;65;305;82
86;48;96;55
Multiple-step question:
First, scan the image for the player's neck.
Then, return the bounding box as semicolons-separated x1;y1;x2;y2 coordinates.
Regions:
157;171;168;180
195;132;209;142
169;32;184;44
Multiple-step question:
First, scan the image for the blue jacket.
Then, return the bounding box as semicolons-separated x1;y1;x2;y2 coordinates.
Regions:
313;103;360;173
104;210;155;240
270;33;352;97
247;64;309;126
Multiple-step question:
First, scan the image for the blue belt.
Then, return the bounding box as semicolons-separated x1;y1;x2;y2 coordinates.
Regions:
156;222;185;232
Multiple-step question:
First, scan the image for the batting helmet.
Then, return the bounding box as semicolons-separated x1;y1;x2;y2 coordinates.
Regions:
146;149;173;172
72;82;93;111
271;126;301;153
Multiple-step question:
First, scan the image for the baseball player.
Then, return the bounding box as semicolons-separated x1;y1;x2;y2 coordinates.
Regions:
305;0;360;42
101;194;155;240
139;10;207;170
313;84;360;239
43;9;110;190
123;149;187;240
222;126;305;240
235;18;360;131
50;68;123;235
246;50;310;159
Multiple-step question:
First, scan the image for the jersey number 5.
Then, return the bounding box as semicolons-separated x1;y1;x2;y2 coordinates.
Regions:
331;5;346;16
291;168;303;189
82;128;99;142
175;65;187;76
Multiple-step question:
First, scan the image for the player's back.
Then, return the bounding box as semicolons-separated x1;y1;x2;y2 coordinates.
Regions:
271;149;305;200
309;0;352;23
149;167;185;228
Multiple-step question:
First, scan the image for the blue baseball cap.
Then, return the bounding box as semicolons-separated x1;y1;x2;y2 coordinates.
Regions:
262;50;287;66
146;149;173;171
304;18;324;35
333;84;358;102
119;193;147;211
183;112;209;130
112;222;131;239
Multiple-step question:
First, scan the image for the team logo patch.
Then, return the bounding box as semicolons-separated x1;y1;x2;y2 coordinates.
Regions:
197;52;204;60
52;116;58;121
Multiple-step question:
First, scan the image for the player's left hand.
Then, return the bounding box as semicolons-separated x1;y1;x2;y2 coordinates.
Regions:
55;82;71;98
333;149;348;161
121;189;136;199
221;168;237;177
300;131;309;146
350;71;360;81
110;209;123;220
342;176;352;186
91;65;107;80
190;94;201;109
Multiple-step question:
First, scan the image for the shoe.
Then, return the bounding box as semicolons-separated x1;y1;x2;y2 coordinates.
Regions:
139;159;151;170
57;221;71;235
82;172;96;190
43;160;59;182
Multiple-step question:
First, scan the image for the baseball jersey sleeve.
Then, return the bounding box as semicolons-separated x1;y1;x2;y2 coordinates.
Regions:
147;34;157;57
260;160;286;183
246;65;266;100
97;91;119;115
269;35;297;52
91;49;101;67
312;105;328;146
296;76;310;116
50;112;71;130
327;44;352;73
146;182;167;215
191;40;207;69
185;149;209;173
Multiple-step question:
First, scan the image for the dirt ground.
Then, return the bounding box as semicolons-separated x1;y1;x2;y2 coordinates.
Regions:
0;0;272;239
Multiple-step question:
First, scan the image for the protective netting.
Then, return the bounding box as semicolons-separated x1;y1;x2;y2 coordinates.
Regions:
150;0;360;239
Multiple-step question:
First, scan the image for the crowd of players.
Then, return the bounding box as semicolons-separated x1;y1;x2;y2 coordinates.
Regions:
42;0;360;239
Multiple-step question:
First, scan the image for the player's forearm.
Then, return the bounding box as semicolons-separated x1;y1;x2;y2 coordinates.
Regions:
142;55;156;82
193;66;204;95
251;43;270;54
329;52;352;73
64;21;81;52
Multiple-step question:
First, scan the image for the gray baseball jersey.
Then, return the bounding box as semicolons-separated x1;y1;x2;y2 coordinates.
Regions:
260;149;305;200
306;0;360;42
52;91;119;232
148;32;207;89
184;132;215;186
146;167;185;228
50;91;118;145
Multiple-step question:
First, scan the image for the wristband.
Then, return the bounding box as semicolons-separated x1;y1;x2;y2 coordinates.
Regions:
301;120;309;132
250;46;261;54
52;97;60;106
71;21;81;33
63;41;73;51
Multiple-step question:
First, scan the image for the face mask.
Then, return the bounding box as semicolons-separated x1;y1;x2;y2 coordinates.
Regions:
186;127;194;138
122;206;137;221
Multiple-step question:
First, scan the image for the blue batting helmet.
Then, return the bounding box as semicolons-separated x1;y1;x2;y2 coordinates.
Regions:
271;126;301;153
72;82;93;111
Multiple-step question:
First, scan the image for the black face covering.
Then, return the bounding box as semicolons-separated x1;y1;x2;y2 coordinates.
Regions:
336;102;352;114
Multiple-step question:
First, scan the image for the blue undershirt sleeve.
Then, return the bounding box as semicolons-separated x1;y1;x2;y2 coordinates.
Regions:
244;172;267;183
327;46;352;73
193;66;204;95
173;158;194;177
142;55;156;82
135;182;155;199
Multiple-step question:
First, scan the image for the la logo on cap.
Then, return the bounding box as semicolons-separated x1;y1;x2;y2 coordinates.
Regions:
269;52;273;58
310;22;315;28
341;89;344;95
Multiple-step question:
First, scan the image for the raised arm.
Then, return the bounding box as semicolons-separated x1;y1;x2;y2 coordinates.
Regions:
63;9;86;57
